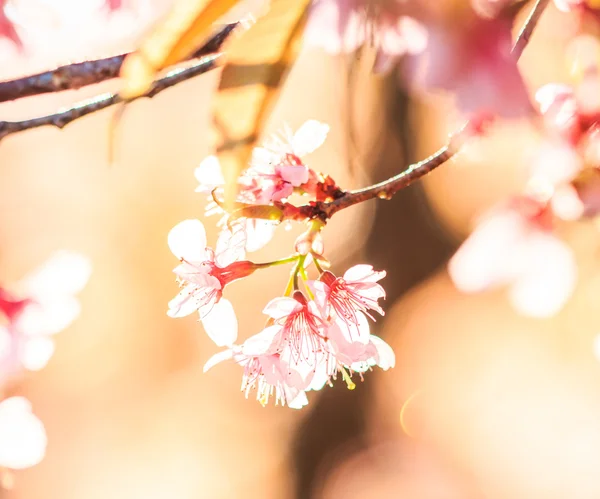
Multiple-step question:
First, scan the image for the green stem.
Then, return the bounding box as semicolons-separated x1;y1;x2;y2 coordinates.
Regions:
254;254;300;269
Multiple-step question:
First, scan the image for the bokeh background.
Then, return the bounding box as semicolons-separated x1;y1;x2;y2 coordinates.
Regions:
2;0;600;498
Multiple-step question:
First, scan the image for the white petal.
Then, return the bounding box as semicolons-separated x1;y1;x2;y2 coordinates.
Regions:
167;284;201;318
448;210;528;293
370;335;395;370
244;220;276;252
509;233;577;318
287;391;309;409
215;225;246;267
203;348;234;373
24;251;91;297
194;155;225;193
241;325;283;356
343;264;376;282
291;120;330;157
16;298;80;336
0;397;47;469
20;337;55;371
262;297;301;319
201;299;238;347
168;220;208;261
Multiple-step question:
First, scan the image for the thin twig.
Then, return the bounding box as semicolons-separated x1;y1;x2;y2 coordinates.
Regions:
294;0;552;221
511;0;551;60
0;23;236;104
0;55;220;141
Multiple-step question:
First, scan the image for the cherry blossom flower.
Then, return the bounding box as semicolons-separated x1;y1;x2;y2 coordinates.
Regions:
0;397;46;470
194;155;277;253
203;346;309;409
310;265;386;324
0;251;91;379
205;287;395;407
305;0;427;72
0;0;20;47
168;219;262;346
449;199;577;318
248;120;331;202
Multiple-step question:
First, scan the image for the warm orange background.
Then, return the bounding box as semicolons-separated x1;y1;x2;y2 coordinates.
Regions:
1;1;600;498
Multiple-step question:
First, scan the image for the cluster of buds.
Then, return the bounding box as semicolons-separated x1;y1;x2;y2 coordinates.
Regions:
0;252;90;473
168;121;394;408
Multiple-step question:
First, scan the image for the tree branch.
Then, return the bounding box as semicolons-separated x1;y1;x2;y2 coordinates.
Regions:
293;0;552;221
0;22;237;104
0;55;220;141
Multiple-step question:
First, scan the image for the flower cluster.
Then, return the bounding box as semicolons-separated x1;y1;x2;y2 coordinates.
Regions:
449;16;600;317
169;121;394;408
0;251;91;472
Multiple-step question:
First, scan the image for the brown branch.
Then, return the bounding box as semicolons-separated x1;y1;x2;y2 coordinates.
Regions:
0;22;237;104
0;55;220;141
511;0;551;60
292;0;552;221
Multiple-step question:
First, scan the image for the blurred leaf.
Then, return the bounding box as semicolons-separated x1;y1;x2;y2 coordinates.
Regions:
212;0;311;207
120;0;242;99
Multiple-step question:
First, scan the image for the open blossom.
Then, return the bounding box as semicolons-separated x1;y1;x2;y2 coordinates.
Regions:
204;346;309;409
248;120;330;202
449;199;577;318
0;397;46;470
305;0;427;72
310;265;386;324
168;219;260;347
0;251;91;379
206;280;394;407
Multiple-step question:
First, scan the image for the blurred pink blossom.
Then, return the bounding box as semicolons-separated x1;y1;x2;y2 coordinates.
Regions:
305;0;427;72
417;15;532;118
0;251;91;379
449;199;577;318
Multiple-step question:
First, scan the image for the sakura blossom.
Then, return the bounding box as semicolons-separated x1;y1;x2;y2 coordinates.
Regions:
167;219;260;347
305;0;427;72
0;397;46;470
310;265;386;324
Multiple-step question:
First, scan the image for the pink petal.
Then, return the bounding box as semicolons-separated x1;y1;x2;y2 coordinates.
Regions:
0;397;46;470
291;120;330;156
276;165;309;186
201;298;238;347
203;348;234;372
262;297;302;320
168;220;209;261
509;233;577;318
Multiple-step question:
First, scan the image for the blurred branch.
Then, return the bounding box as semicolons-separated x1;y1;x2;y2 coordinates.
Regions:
0;55;220;141
290;0;552;222
511;0;551;59
0;22;237;104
